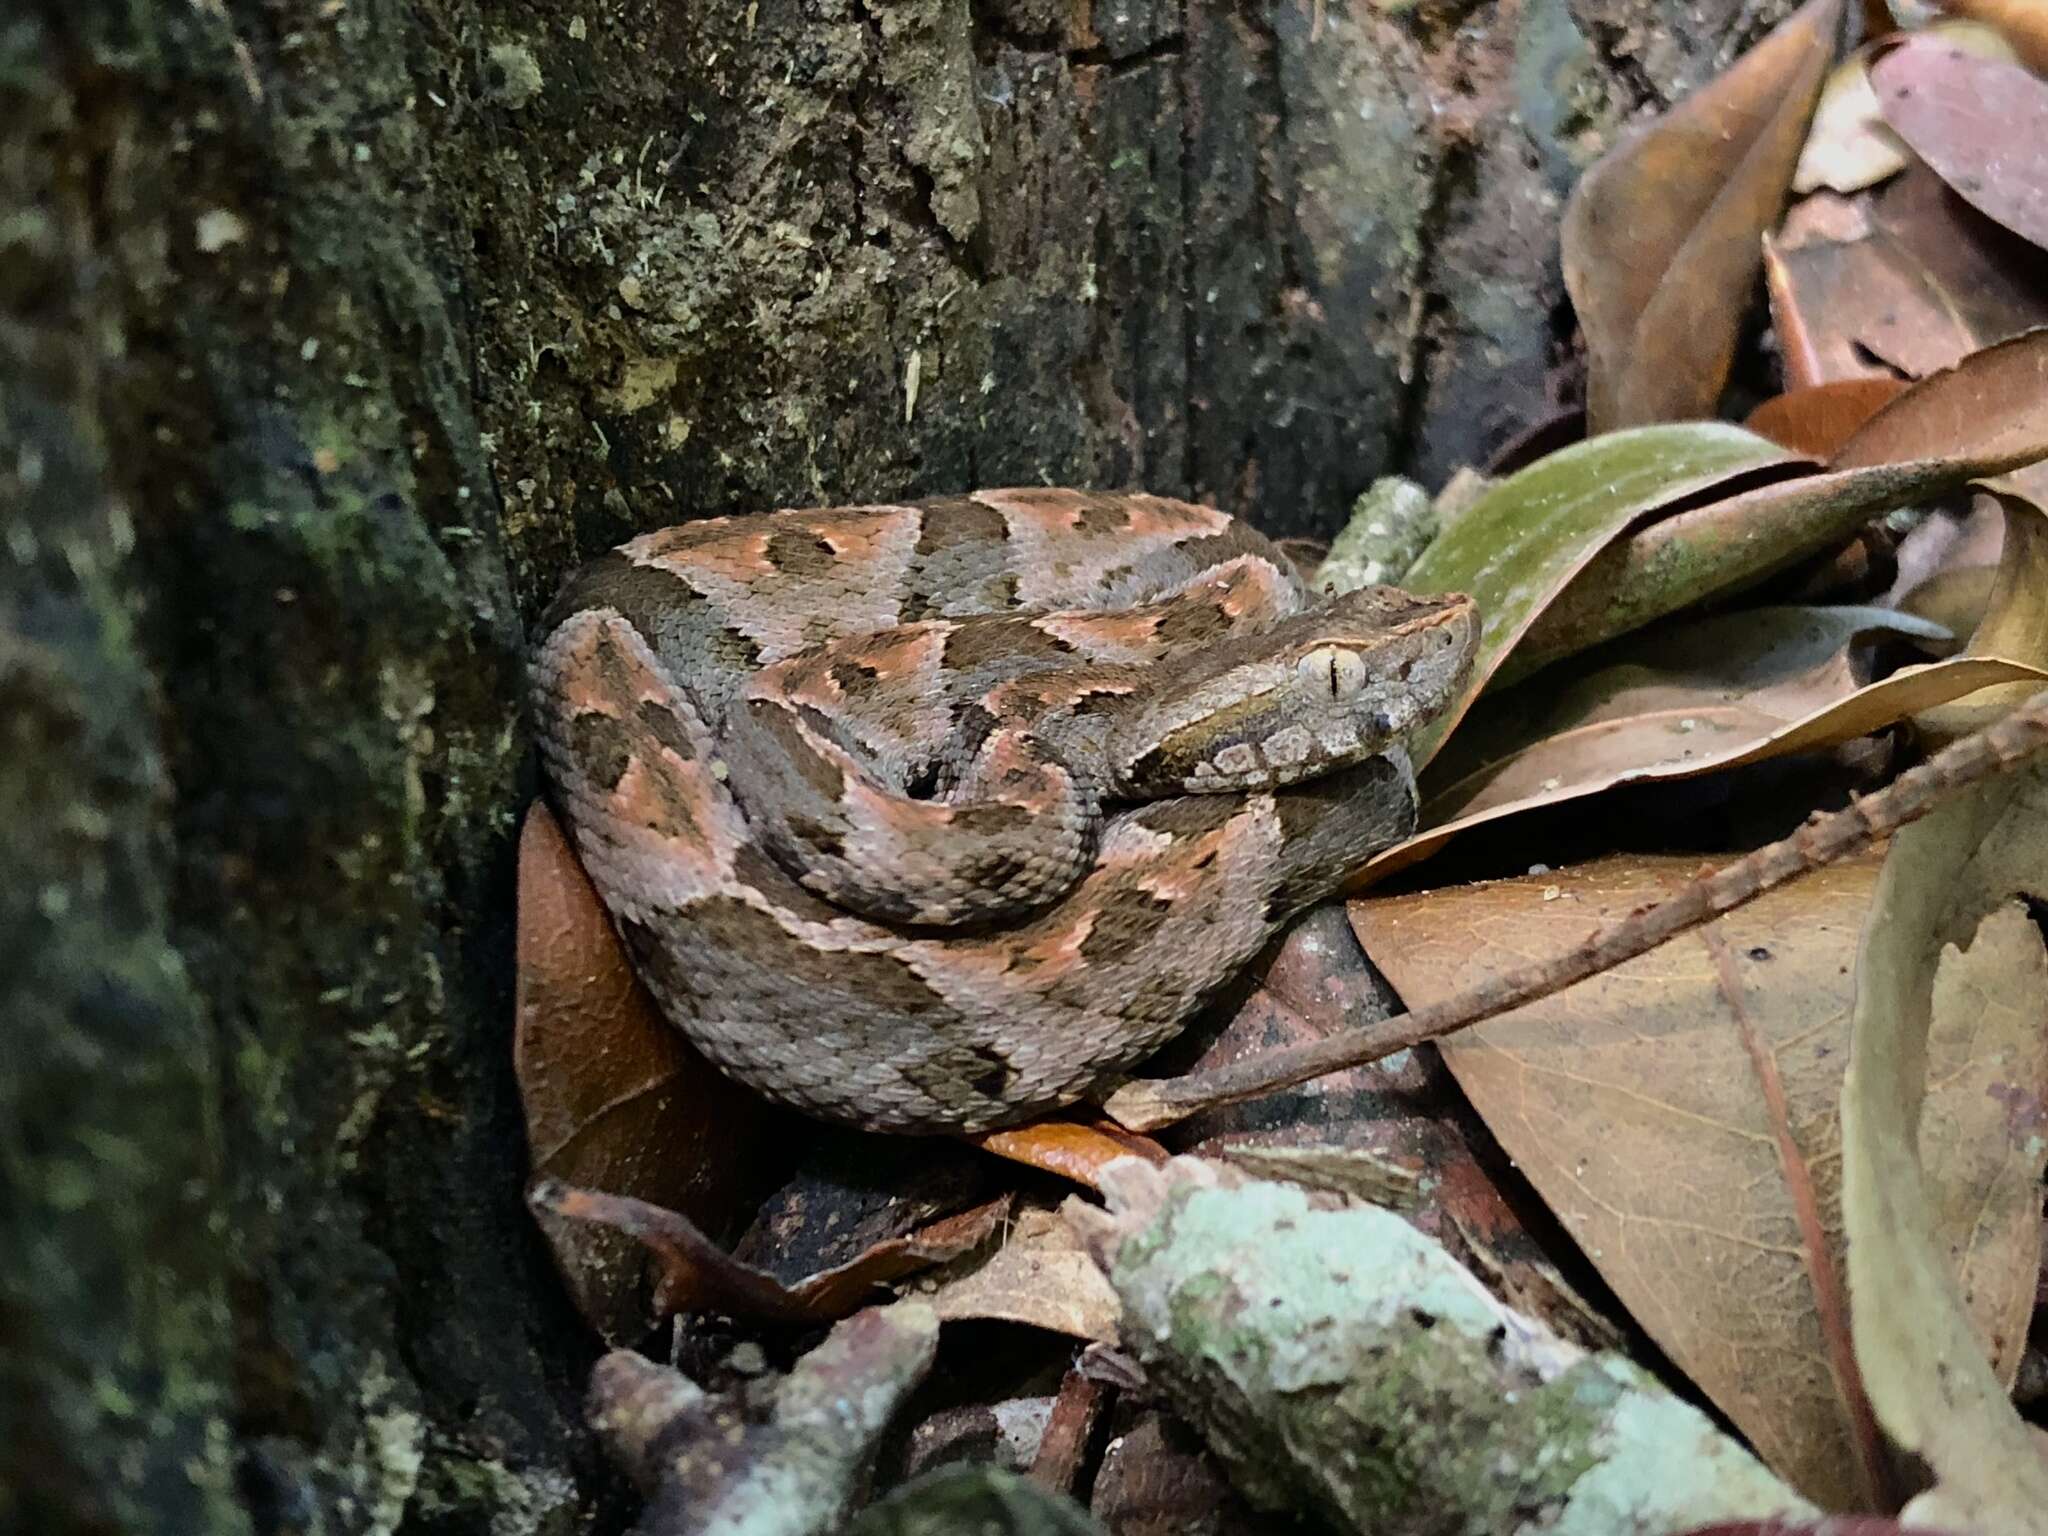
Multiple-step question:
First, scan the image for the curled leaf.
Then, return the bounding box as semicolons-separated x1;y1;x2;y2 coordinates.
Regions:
1841;769;2048;1531
533;1181;1009;1325
1514;327;2048;676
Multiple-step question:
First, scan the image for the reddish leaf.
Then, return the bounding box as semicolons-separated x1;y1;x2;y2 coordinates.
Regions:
1744;378;1909;456
514;805;780;1337
1873;37;2048;251
1563;0;1844;432
970;1119;1167;1190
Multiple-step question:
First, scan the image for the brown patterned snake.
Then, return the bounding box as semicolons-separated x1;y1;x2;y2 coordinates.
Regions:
532;490;1477;1132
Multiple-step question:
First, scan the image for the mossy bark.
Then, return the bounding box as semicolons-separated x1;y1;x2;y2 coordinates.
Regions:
0;0;1796;1532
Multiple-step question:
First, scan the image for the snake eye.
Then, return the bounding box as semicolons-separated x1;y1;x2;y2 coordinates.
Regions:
1297;646;1371;701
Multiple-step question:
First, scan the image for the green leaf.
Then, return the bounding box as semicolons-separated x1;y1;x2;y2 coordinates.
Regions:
1401;423;1800;764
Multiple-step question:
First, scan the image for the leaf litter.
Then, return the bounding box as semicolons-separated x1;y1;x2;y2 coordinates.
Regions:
510;4;2048;1529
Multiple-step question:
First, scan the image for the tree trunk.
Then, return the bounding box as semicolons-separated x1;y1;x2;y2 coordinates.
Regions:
0;0;1795;1531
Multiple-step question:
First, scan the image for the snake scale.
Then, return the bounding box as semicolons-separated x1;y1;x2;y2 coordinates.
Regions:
533;489;1477;1132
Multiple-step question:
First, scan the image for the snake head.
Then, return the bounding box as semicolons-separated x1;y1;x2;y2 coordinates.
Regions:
1110;586;1479;795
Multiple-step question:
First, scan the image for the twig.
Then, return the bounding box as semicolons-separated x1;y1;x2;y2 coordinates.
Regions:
1100;687;2048;1132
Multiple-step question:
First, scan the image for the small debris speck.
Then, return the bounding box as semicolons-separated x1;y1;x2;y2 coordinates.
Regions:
195;209;248;252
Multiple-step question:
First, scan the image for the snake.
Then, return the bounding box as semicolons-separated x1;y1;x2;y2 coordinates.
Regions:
532;489;1477;1133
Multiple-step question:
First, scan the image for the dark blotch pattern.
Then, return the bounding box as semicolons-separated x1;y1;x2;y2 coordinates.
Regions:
941;617;1078;674
635;698;697;762
565;709;636;791
828;658;887;698
748;700;848;801
915;497;1010;557
1077;888;1176;964
1153;596;1235;646
764;530;840;578
704;897;952;1014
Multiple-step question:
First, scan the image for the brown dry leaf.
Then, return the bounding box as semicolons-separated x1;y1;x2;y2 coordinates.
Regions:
919;1204;1122;1342
1744;379;1909;456
1563;0;1843;433
1358;607;2046;883
1767;163;2048;389
515;804;781;1338
969;1119;1167;1191
1873;36;2048;251
1511;327;2048;677
534;1182;1011;1325
1841;771;2048;1531
1935;0;2048;71
1350;851;2044;1507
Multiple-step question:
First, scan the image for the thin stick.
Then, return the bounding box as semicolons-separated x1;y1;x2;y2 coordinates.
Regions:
1100;687;2048;1133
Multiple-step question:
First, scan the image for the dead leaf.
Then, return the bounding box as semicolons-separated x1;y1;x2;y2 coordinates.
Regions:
1933;0;2048;72
1745;379;1910;456
1915;480;2048;739
919;1204;1122;1342
1352;851;2045;1506
533;1182;1010;1325
1420;604;1950;820
1768;164;2048;389
1563;0;1844;432
1841;769;2048;1531
1873;37;2048;251
1795;50;1914;196
1357;599;2047;882
515;804;781;1337
969;1119;1167;1191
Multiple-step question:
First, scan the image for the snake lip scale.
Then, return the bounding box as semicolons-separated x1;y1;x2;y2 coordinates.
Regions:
533;489;1478;1132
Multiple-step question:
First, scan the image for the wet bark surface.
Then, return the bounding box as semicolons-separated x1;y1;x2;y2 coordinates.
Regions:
0;0;1794;1531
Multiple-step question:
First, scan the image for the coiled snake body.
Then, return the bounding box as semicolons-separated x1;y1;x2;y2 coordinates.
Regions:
533;490;1476;1132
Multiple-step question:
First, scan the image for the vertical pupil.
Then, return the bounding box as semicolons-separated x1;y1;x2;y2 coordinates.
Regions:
1328;654;1340;697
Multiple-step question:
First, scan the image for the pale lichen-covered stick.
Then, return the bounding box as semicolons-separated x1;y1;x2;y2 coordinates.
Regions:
1067;1157;1817;1535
